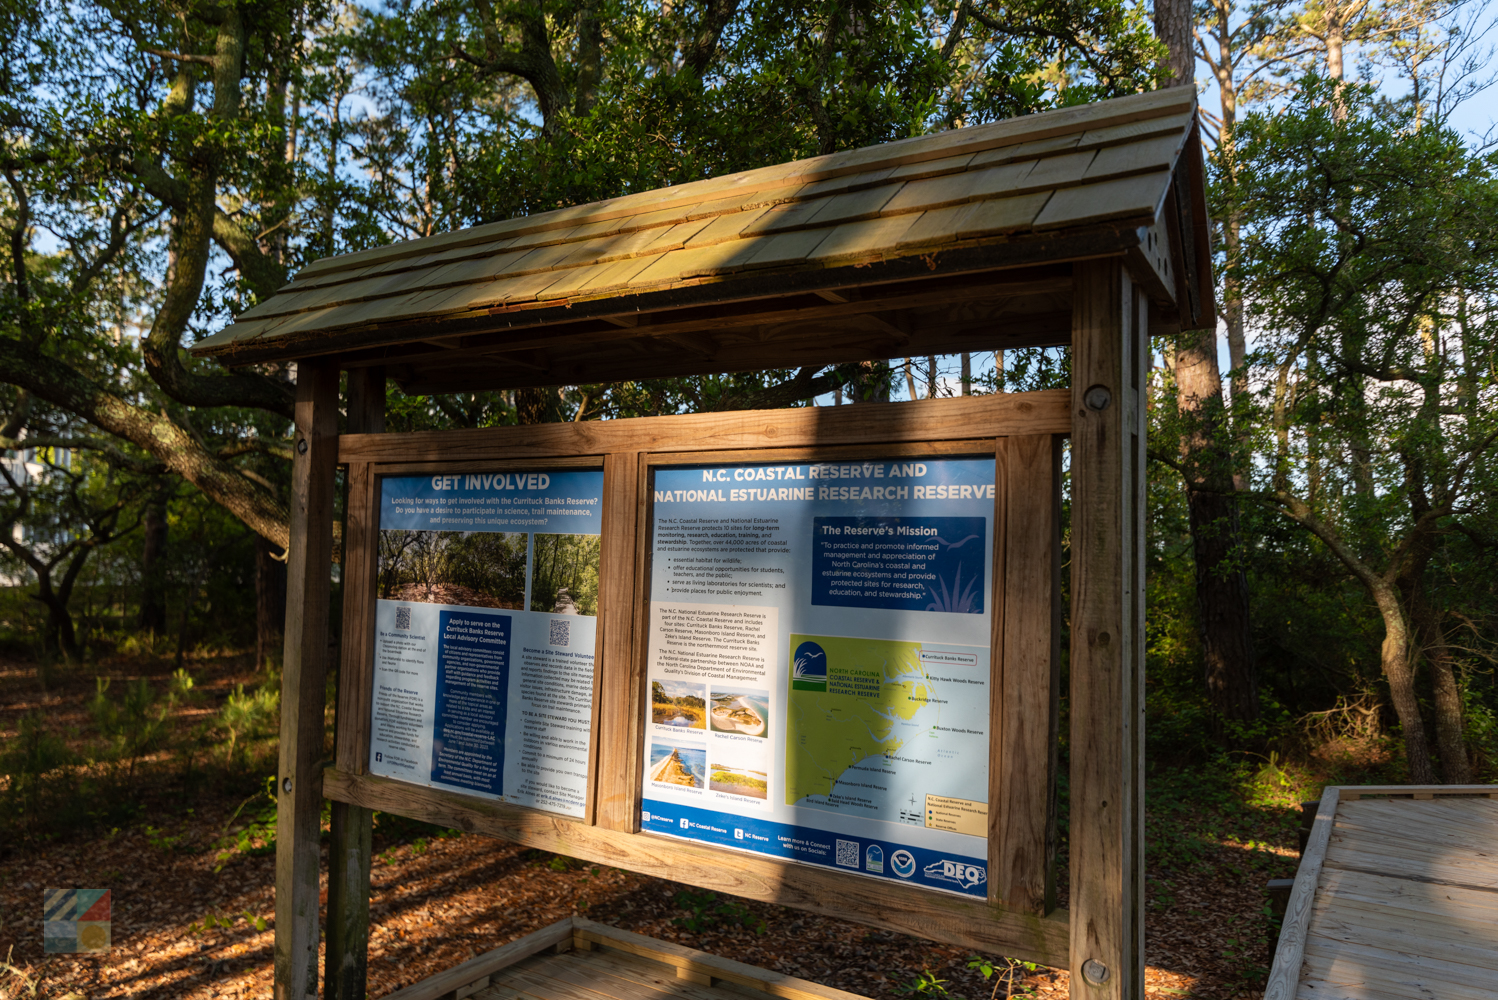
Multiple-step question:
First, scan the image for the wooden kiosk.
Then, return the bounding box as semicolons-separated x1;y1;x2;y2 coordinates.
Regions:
192;87;1212;1000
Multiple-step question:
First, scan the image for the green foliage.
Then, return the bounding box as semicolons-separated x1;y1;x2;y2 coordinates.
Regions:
0;710;74;827
212;778;280;872
968;956;1039;999
91;676;170;765
893;969;950;996
670;889;767;934
217;681;280;762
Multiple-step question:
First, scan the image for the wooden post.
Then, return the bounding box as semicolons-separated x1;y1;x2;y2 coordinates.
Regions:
1069;259;1146;999
326;366;384;1000
992;434;1060;915
594;451;642;830
275;359;341;1000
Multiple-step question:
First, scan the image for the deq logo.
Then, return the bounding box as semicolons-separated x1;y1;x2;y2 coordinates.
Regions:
924;859;987;890
889;849;917;878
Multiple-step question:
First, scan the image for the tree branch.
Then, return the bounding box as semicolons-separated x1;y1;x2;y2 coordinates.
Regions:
0;338;290;548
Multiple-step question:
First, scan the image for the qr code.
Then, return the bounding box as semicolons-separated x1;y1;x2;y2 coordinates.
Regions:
394;606;411;630
549;618;570;647
836;839;859;868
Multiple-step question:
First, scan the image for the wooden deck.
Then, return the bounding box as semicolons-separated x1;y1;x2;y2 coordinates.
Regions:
381;917;868;1000
1266;785;1498;1000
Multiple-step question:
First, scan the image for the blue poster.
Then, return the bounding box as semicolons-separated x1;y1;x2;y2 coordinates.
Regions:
369;469;603;817
641;457;995;898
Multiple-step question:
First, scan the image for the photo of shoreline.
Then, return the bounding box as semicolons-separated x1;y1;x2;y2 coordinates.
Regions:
648;743;705;789
709;764;768;799
710;687;769;738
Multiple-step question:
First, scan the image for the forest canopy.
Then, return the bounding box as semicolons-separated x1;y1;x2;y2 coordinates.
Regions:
0;0;1495;801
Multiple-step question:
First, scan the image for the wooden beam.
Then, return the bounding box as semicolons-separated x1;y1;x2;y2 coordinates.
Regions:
339;391;1071;464
355;273;1071;375
1265;786;1340;1000
992;433;1059;915
380;918;575;1000
593;451;642;830
1068;259;1146;999
322;768;1072;966
201;239;1112;369
275;360;340;1000
573;919;867;1000
325;364;384;1000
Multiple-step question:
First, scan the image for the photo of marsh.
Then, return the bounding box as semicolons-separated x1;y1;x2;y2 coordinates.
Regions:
377;529;528;609
652;679;706;729
530;533;601;616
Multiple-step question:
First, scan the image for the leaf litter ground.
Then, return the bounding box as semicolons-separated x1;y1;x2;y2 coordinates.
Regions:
0;654;1303;999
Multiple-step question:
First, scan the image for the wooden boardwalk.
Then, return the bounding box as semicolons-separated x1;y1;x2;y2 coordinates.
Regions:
1267;785;1498;1000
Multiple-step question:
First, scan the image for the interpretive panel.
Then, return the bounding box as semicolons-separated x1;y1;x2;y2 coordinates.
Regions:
639;458;994;897
368;469;603;817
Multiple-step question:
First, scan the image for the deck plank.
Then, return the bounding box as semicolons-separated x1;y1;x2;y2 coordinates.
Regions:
1272;789;1498;1000
1302;937;1498;998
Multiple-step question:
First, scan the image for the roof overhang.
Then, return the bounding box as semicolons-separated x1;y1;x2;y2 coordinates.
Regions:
194;88;1215;393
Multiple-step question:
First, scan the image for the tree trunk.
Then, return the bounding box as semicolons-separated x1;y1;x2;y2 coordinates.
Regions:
1401;565;1470;783
515;387;563;424
32;573;78;662
139;487;169;634
1177;328;1259;721
1369;578;1435;783
256;534;287;671
1153;0;1195;85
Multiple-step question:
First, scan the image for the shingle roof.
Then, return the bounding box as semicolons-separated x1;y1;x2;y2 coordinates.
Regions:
193;87;1199;366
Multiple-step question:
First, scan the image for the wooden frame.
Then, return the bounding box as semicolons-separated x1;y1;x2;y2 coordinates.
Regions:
379;915;877;1000
319;393;1070;979
290;268;1156;1000
266;247;1168;1000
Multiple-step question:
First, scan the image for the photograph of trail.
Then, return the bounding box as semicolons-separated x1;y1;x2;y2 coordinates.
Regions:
1;0;1497;995
530;534;601;616
377;530;528;610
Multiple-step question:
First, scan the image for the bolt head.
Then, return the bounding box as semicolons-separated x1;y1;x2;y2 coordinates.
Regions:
282;777;293;794
1082;959;1111;985
1083;385;1112;411
296;438;308;455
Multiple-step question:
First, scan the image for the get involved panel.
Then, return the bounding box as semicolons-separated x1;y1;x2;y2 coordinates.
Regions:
367;468;605;817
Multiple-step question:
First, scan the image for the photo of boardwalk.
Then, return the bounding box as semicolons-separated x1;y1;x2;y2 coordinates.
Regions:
710;688;769;737
648;744;705;789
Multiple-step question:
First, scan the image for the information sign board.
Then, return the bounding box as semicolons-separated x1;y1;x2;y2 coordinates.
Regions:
639;457;994;897
368;469;604;817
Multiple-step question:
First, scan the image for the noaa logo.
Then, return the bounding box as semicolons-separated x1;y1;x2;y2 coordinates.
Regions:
924;859;987;890
890;849;917;878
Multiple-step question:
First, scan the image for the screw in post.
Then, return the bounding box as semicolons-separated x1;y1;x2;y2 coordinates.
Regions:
1082;959;1110;985
1083;385;1112;411
297;438;308;454
282;777;293;794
